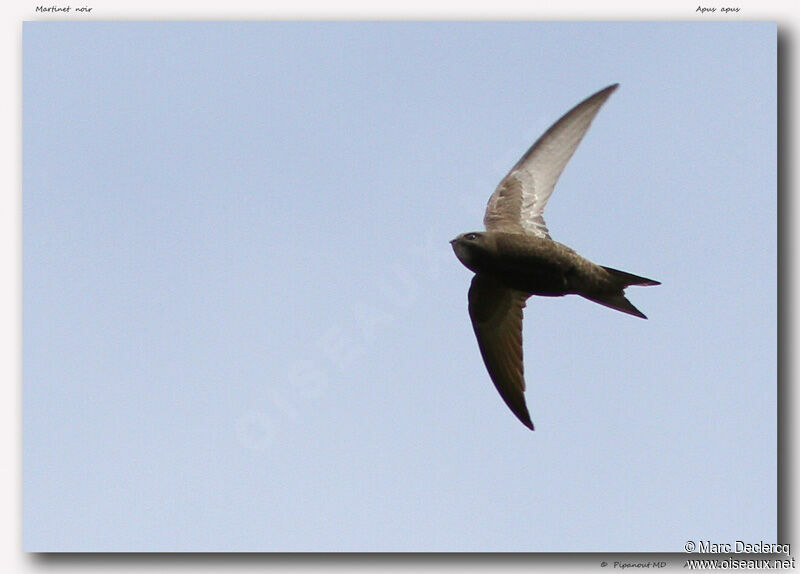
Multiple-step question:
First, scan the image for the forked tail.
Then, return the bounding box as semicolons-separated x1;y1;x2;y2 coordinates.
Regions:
582;266;660;319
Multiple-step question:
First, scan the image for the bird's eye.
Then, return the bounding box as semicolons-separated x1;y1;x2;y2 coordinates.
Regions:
464;233;479;241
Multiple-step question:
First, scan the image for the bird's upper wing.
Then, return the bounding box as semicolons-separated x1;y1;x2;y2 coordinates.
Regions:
468;274;533;430
484;84;619;239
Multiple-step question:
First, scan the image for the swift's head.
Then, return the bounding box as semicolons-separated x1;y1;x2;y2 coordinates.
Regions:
450;232;491;273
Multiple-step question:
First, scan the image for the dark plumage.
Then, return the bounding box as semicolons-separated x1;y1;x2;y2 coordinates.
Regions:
451;84;659;430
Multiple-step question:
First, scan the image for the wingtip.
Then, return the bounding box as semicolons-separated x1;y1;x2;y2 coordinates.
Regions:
600;83;619;98
582;83;619;106
520;415;535;431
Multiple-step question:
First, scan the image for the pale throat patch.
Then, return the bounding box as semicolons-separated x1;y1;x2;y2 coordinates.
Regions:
452;241;473;267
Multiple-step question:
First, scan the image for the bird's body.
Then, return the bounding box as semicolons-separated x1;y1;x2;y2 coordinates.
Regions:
453;231;597;296
451;84;660;430
452;230;658;313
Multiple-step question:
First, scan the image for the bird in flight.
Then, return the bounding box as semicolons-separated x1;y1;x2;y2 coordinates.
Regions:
450;84;659;430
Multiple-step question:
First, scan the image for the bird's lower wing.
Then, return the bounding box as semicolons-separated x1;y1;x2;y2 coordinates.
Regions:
468;274;533;430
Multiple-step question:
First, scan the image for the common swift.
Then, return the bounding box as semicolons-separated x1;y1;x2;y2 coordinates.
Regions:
450;84;659;430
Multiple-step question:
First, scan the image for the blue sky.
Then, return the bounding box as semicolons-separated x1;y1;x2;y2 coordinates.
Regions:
23;21;776;551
